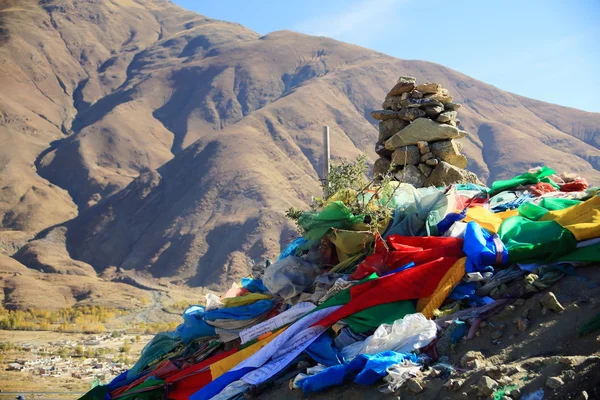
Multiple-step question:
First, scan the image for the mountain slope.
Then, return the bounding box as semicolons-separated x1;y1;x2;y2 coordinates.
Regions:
0;0;599;303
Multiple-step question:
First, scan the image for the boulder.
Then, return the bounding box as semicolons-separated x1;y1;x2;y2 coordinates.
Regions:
379;119;408;141
416;82;441;94
371;110;400;121
423;105;444;118
546;376;564;390
395;107;426;121
425;88;453;104
437;110;458;123
387;76;416;96
460;351;486;369
400;97;441;108
382;95;401;110
409;89;423;99
392;146;421;166
477;376;498;397
430;140;468;168
418;163;433;177
425;158;439;167
419;145;430;155
416;140;428;149
394;165;425;188
373;157;391;176
445;102;462;111
424;161;483;187
375;141;393;158
372;108;425;121
385;118;466;149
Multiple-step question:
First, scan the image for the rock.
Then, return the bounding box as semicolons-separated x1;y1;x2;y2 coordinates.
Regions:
371;110;399;120
545;376;564;390
540;292;565;313
425;158;439;167
515;298;525;306
477;376;498;397
498;323;507;330
394;165;425;187
409;89;423;99
443;379;461;390
430;140;467;169
406;379;424;393
416;140;428;149
397;75;416;84
396;107;427;121
501;365;522;375
379;119;409;141
437;110;458;123
491;329;503;340
419;145;430;155
499;376;513;385
416;82;441;94
373;157;391;176
423;104;445;118
382;95;400;110
516;317;530;332
384;118;466;149
510;388;522;399
486;366;503;380
426;88;453;104
498;304;516;318
418;163;433;177
460;351;486;369
457;392;469;400
442;119;458;127
445;102;462;111
400;97;441;108
388;76;416;96
421;152;434;162
392;146;421;166
373;107;426;121
562;369;576;382
579;391;589;400
375;141;393;158
424;161;483;187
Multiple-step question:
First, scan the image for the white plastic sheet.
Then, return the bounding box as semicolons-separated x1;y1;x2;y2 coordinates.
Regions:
341;313;437;360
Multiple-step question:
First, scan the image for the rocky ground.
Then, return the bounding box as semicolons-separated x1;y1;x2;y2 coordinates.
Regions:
261;263;600;400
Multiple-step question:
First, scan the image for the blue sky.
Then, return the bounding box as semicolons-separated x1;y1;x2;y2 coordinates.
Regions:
173;0;600;113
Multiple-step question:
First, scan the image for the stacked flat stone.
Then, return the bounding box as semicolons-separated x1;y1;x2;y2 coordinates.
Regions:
372;76;481;187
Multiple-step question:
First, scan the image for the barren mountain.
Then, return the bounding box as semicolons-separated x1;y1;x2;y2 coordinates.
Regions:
0;0;598;309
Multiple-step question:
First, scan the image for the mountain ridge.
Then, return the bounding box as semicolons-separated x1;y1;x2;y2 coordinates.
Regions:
0;0;598;309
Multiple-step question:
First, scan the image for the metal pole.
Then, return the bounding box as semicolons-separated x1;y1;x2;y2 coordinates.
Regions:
322;125;330;196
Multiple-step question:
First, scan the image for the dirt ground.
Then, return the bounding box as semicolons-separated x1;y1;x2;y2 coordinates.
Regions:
262;264;600;399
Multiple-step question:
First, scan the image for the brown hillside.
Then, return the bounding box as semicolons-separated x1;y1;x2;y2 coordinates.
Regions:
0;0;599;305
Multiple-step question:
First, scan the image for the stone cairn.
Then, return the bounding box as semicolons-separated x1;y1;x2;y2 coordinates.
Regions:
372;76;481;187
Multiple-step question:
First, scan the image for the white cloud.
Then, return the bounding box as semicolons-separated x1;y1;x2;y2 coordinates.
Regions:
293;0;406;46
